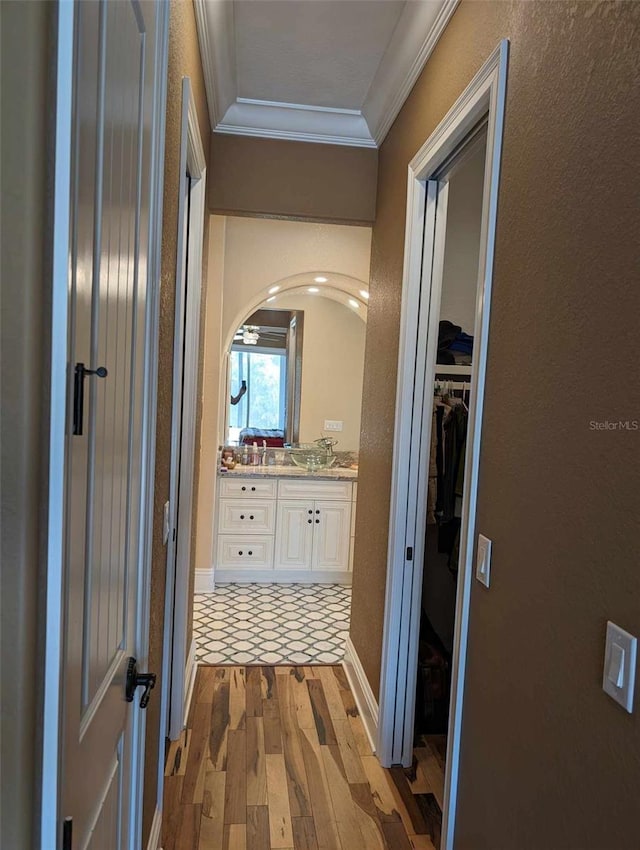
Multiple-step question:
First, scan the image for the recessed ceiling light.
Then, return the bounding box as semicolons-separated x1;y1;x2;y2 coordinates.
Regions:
359;290;369;300
314;276;328;283
308;287;319;293
266;296;276;302
348;298;359;309
268;285;280;295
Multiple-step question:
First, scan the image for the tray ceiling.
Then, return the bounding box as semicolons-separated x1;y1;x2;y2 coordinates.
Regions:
195;0;459;148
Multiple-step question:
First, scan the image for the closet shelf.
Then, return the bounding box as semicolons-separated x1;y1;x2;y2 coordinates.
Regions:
435;363;472;376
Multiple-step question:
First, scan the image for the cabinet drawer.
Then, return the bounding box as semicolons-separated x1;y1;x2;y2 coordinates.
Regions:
217;536;274;569
277;479;352;501
218;478;277;499
218;499;275;534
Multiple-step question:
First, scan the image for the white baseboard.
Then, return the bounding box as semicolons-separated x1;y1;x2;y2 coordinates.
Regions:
343;636;379;754
146;806;162;850
194;566;215;592
183;638;197;727
214;568;352;584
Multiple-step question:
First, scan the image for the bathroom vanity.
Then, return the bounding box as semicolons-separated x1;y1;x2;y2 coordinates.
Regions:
214;466;358;584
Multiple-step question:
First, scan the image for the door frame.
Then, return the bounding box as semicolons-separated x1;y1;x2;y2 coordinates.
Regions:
377;40;509;850
40;3;170;848
159;77;207;748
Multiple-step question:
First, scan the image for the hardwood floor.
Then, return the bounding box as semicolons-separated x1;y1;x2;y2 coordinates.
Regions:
162;666;440;850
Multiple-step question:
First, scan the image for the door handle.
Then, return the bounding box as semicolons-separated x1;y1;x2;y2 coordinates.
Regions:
73;362;108;435
125;657;156;708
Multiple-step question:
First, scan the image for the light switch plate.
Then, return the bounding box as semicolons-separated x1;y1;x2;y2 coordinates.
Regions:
476;533;492;588
603;621;637;712
324;420;343;432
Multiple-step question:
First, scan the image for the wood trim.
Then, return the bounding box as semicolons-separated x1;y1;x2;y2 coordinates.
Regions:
342;637;379;755
182;640;198;730
195;567;215;593
146;806;162;850
378;40;510;850
213;568;352;585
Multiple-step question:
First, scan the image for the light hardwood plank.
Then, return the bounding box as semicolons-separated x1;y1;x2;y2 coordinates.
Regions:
297;726;341;850
229;666;247;731
265;753;294;848
350;782;387;850
361;756;404;823
307;679;337;746
291;816;319;850
162;774;184;850
246;716;268;806
247;667;264;717
223;822;247;850
261;666;277;701
316;667;347;721
277;673;312;818
288;668;316;731
263;697;283;755
321;744;365;850
224;729;247;825
246;805;270;850
183;701;212;804
331;665;350;692
333;719;367;784
209;677;231;771
199;770;225;849
165;728;191;777
415;746;445;810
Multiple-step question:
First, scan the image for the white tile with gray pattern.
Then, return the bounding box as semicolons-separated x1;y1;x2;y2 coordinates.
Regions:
193;582;351;665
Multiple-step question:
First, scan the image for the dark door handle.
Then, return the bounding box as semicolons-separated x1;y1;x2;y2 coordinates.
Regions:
125;657;156;708
73;362;108;435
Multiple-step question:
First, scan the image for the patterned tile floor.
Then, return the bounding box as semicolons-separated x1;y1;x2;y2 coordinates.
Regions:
193;583;351;665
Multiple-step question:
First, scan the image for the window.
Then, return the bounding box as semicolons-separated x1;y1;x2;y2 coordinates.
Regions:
228;348;287;444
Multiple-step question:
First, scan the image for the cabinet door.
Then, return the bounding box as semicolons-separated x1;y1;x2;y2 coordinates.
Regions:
312;500;352;571
275;501;314;569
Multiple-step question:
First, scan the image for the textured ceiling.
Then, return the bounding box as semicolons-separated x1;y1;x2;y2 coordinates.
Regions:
234;0;406;110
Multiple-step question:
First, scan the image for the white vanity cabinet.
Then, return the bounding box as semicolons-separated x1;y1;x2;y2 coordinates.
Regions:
214;473;354;583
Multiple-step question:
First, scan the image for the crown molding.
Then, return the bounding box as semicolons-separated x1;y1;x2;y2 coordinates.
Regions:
216;99;376;148
363;0;460;146
194;0;458;149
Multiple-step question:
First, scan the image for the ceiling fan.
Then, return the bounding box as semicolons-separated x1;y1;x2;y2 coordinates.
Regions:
233;324;288;346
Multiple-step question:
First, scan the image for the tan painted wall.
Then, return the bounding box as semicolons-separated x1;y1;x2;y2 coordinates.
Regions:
209;132;378;224
144;0;210;842
0;3;52;847
274;293;366;450
350;2;640;848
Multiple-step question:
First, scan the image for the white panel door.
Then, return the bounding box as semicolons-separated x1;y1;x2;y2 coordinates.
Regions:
275;501;314;569
311;500;352;571
62;2;164;847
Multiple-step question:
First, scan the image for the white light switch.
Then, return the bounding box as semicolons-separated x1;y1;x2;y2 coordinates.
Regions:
324;420;343;432
476;534;492;588
603;621;637;712
163;501;171;545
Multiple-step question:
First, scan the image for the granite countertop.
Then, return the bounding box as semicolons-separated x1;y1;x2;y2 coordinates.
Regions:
217;463;358;481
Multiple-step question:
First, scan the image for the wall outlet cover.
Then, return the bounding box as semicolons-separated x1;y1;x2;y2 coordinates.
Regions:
324;420;343;432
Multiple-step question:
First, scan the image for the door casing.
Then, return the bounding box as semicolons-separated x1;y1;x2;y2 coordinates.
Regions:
377;40;509;850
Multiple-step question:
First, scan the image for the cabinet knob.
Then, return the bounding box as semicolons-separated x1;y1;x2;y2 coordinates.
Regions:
248;550;253;556
315;519;320;524
307;519;312;524
250;515;254;520
240;514;245;520
315;509;320;514
241;486;246;491
238;550;243;555
251;487;256;492
308;509;313;515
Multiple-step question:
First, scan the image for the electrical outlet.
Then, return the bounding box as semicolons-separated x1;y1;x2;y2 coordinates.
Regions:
324;420;343;432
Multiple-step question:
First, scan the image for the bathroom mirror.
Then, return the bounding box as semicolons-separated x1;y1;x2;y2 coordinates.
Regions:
225;293;366;451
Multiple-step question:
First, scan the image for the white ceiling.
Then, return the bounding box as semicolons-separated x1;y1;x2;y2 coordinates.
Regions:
194;0;459;148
